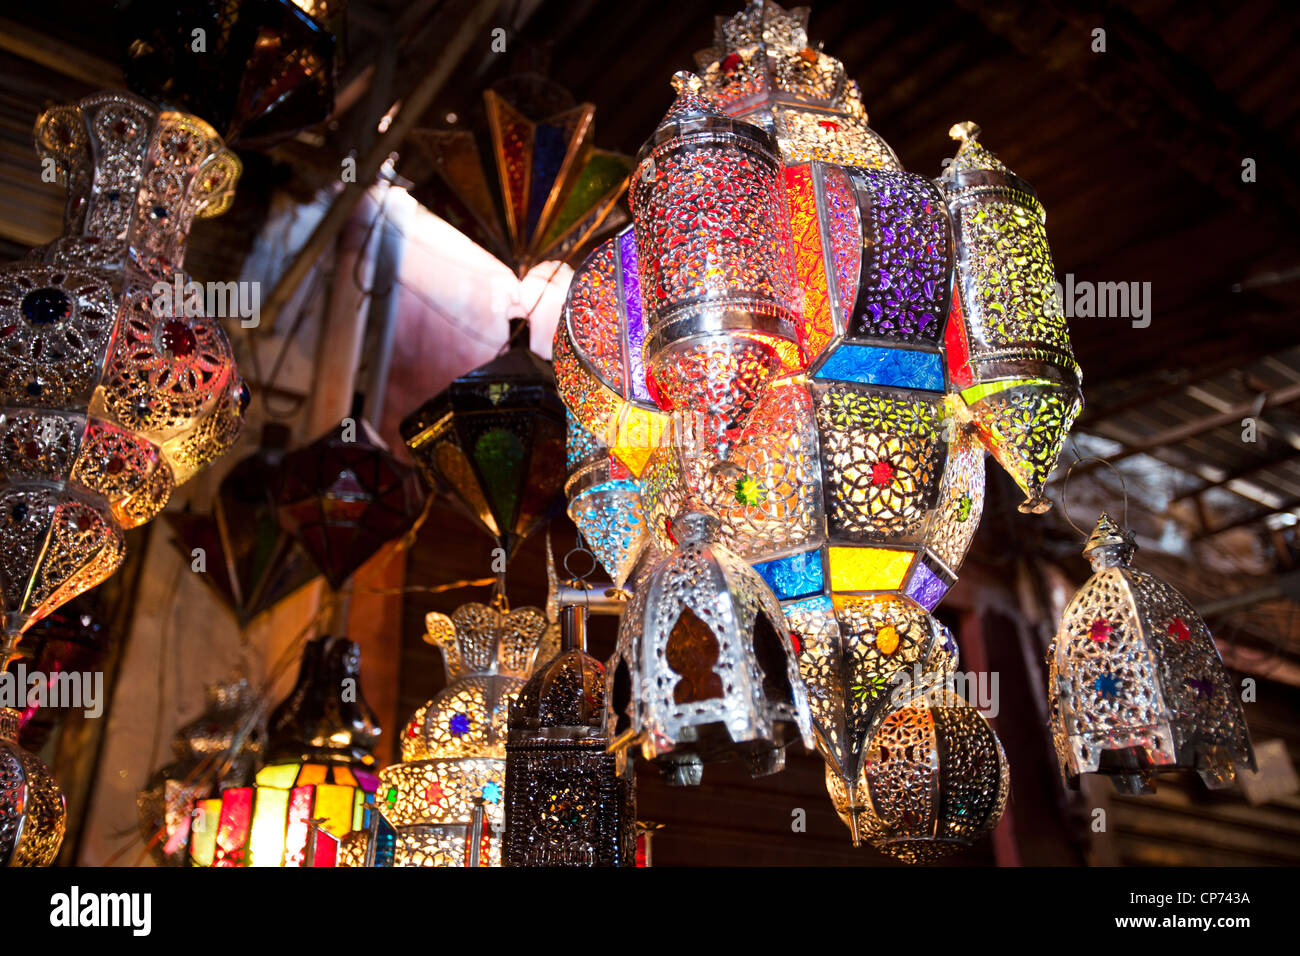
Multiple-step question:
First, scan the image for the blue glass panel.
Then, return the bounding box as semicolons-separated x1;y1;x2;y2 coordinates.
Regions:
527;122;568;236
754;550;825;600
814;344;944;391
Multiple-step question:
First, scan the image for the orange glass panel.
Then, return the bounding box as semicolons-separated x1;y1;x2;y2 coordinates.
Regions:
785;164;833;363
295;763;328;786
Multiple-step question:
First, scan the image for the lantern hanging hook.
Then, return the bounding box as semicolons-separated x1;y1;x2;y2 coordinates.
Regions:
1060;455;1129;537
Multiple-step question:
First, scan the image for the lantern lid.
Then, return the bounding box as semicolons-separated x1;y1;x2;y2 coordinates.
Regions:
511;604;606;731
1082;512;1137;570
265;635;381;766
942;121;1009;177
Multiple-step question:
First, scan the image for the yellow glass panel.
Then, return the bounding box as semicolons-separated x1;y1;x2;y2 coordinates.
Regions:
255;763;301;788
189;798;222;867
827;546;914;592
248;787;290;867
352;790;367;832
313;784;355;837
333;766;357;788
608;406;665;476
295;763;328;786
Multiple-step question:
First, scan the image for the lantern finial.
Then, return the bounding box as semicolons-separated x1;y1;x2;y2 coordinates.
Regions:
1082;511;1136;570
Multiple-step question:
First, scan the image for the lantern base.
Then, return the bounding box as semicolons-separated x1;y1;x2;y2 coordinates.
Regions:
1018;494;1053;514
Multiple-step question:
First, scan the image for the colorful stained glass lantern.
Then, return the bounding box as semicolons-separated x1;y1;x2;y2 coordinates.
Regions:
347;599;547;866
0;707;66;866
412;74;633;276
167;424;320;627
940;123;1082;513
1048;513;1255;794
137;678;265;866
116;0;338;148
610;510;813;784
0;90;246;667
274;418;426;591
400;319;566;564
193;636;381;867
504;603;636;866
826;689;1009;864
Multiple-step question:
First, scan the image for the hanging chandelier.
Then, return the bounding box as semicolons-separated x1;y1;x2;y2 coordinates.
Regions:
553;0;1078;856
1049;512;1255;794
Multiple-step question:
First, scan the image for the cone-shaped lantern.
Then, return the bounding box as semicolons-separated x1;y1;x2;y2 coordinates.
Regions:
1048;513;1255;794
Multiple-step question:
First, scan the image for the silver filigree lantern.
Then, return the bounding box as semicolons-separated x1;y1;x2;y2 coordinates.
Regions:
0;91;246;661
1;707;67;867
610;510;813;784
1048;513;1255;794
826;688;1008;864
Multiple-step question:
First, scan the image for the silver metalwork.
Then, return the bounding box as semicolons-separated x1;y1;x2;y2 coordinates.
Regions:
1048;513;1255;794
1;707;66;866
609;510;813;782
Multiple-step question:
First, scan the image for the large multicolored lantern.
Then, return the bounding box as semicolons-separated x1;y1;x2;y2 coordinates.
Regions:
555;0;1081;856
1049;513;1255;794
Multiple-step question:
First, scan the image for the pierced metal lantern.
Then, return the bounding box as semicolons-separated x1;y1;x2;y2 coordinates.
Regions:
274;418;426;590
630;73;800;458
610;510;813;784
137;677;265;866
503;603;636;866
694;0;900;171
401;320;566;564
939;123;1082;513
1048;513;1255;795
826;689;1009;864
356;600;548;867
192;636;381;867
412;74;633;276
0;91;246;662
564;412;648;590
167;424;319;627
0;707;66;867
116;0;338;148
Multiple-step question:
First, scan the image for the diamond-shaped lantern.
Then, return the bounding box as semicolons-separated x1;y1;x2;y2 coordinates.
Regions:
400;320;566;564
1048;513;1255;794
116;0;339;148
168;424;320;626
274;419;426;591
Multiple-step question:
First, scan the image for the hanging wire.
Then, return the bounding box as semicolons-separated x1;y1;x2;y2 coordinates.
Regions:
1059;453;1130;537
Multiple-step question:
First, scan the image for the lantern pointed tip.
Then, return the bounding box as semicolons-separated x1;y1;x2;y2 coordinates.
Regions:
1083;512;1136;568
949;120;980;143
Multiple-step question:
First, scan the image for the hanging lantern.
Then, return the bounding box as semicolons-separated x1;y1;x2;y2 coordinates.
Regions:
693;0;900;170
412;74;633;276
274;418;426;591
564;412;648;590
503;603;636;866
826;689;1008;863
137;678;265;866
167;424;320;627
939;122;1082;513
610;510;813;784
192;636;381;867
0;707;66;867
345;600;548;866
1048;513;1255;794
630;73;801;458
400;319;566;564
0;90;246;664
116;0;339;148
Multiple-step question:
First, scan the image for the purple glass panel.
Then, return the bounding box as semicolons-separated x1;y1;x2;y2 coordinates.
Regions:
619;228;651;403
905;560;949;611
